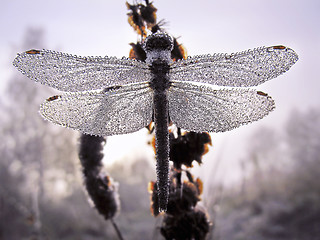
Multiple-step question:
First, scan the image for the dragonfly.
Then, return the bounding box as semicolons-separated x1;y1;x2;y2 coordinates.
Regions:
13;32;298;211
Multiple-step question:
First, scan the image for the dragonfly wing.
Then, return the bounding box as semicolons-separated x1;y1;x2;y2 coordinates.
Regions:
13;49;151;92
168;81;275;132
40;82;153;136
170;46;298;87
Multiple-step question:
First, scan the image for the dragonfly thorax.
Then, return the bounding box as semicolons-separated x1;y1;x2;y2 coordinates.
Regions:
145;50;172;66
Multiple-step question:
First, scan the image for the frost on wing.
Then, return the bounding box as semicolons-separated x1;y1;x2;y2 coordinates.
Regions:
169;46;298;87
13;49;151;92
168;82;275;132
40;83;153;136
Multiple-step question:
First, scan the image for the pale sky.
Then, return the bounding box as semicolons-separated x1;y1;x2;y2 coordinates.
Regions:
1;0;320;187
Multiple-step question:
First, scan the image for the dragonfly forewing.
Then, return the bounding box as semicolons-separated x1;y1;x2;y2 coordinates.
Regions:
13;49;152;92
169;46;298;87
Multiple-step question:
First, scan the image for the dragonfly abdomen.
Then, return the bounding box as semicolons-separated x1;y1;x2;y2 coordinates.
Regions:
153;90;170;212
149;58;171;212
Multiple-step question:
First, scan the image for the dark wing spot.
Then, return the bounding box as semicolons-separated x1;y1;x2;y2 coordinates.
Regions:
272;45;286;50
257;91;268;96
26;49;41;54
47;95;60;101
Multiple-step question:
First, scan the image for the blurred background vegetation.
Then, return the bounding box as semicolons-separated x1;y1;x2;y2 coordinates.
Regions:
1;28;320;240
211;109;320;240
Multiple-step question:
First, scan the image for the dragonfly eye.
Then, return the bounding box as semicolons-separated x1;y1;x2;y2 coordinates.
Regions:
46;95;60;101
144;32;173;52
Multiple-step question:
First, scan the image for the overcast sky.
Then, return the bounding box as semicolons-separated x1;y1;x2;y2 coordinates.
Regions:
1;0;319;186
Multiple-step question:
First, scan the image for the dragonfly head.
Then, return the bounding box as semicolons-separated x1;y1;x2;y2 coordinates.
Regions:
144;32;174;52
144;32;174;65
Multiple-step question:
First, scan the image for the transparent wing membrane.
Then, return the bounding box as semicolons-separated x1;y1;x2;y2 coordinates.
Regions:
40;83;153;136
13;49;151;92
13;37;298;136
168;81;275;132
170;46;298;87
